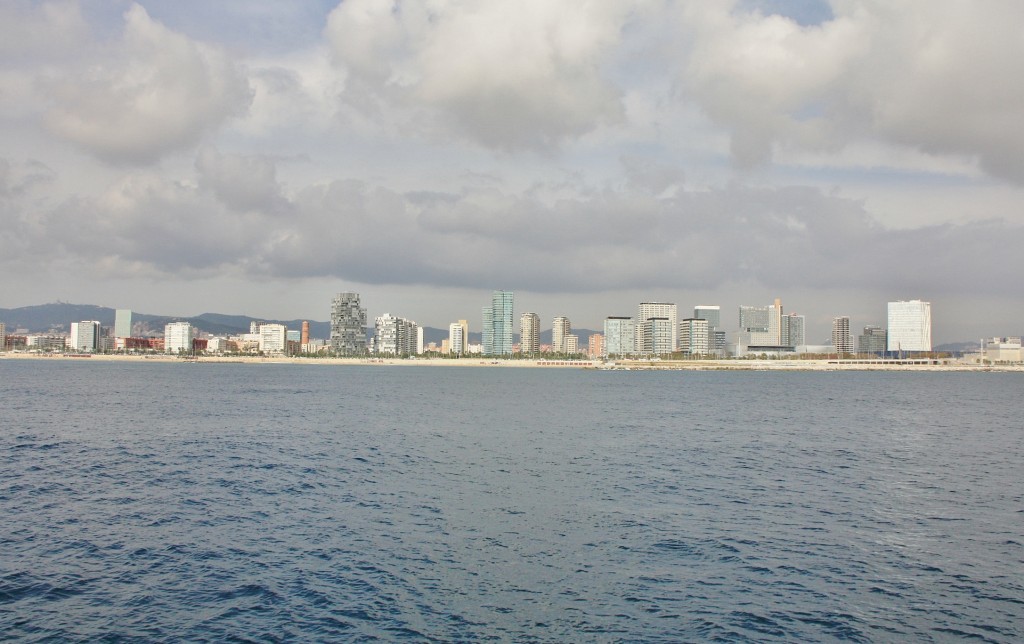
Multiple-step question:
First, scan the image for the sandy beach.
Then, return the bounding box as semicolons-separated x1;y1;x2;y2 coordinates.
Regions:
2;352;1020;372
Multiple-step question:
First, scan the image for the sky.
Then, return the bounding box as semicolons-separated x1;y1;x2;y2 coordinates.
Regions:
2;0;1022;344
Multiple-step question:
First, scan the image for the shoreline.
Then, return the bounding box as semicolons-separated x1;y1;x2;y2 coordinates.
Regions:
2;352;1021;372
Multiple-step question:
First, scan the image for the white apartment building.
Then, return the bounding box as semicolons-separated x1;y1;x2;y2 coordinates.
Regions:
887;300;932;352
520;313;540;355
552;316;571;353
832;316;853;354
604;317;636;357
259;323;287;354
448;322;465;355
164;322;194;354
679;318;710;356
70;320;101;352
374;313;420;355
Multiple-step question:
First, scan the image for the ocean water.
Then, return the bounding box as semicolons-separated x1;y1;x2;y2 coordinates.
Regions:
1;361;1022;642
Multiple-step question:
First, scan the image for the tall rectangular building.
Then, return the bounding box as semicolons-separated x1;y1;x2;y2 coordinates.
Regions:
679;318;710;356
588;333;604;358
114;309;132;338
482;290;514;355
858;325;887;354
259;323;287;354
374;313;419;355
781;313;804;347
638;302;677;351
639;317;674;355
604;317;635;357
693;305;720;331
330;292;367;355
520;312;539;355
887;300;932;352
70;320;101;352
552;316;571;354
832;316;853;354
164;322;194;354
449;322;465;355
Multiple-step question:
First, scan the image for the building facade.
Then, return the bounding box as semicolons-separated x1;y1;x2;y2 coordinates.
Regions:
374;314;420;355
164;322;194;354
638;302;678;351
70;320;102;352
114;309;132;339
604;317;636;357
330;292;367;355
639;317;674;355
858;325;887;354
448;322;466;355
552;316;571;354
259;323;287;354
679;318;710;356
832;316;853;355
588;333;604;358
887;300;932;352
482;290;514;355
520;313;539;356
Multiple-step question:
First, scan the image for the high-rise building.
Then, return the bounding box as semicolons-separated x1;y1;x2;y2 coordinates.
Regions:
164;322;194;354
693;305;720;331
887;300;932;352
639;317;674;355
832;316;853;355
449;322;466;355
374;314;419;355
330;292;367;355
858;325;887;354
482;291;514;355
604;317;636;357
565;335;579;354
259;323;287;354
738;298;801;348
679;318;710;355
552;316;571;354
0;322;5;351
588;333;604;358
781;313;805;347
70;320;101;352
638;302;678;351
520;312;540;356
458;320;469;353
114;309;132;339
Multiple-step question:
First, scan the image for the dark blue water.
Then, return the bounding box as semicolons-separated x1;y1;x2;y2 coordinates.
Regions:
1;361;1021;641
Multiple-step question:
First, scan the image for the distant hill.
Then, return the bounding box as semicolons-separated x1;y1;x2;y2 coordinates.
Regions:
0;302;596;346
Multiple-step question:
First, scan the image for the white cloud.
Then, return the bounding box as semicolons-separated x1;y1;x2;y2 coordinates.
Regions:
324;0;633;150
41;4;252;164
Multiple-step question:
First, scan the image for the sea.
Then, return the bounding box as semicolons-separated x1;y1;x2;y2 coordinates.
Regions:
1;360;1021;642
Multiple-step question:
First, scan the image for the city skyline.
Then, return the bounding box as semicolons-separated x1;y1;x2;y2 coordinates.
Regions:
2;2;1023;344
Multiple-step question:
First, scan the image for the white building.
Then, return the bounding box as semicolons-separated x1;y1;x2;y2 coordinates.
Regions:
259;323;287;354
639;317;674;355
983;337;1022;363
164;322;194;354
0;322;5;351
448;322;466;355
70;321;101;352
374;313;420;355
638;302;677;351
564;335;579;354
552;316;571;353
887;300;932;352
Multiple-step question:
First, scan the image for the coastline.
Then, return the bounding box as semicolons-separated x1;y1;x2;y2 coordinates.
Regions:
2;352;1020;372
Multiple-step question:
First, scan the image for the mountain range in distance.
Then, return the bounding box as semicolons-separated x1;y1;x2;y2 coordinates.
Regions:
0;302;598;347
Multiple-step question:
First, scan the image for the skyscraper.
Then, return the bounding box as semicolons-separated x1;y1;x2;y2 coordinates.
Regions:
638;302;677;350
330;292;367;355
639;317;674;355
552;316;571;354
781;313;805;348
70;320;101;352
374;314;419;355
114;309;132;339
679;318;710;355
449;322;466;355
603;317;635;357
832;316;853;355
694;305;726;354
858;325;887;354
887;300;932;352
520;312;540;356
588;333;604;358
482;291;514;355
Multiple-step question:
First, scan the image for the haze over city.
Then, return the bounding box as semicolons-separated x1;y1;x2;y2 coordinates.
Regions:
3;1;1023;344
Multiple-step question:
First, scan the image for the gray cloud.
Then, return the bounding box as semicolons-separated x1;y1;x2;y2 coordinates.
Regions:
41;4;252;164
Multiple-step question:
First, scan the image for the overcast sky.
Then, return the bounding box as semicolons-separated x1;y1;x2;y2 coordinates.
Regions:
2;0;1022;343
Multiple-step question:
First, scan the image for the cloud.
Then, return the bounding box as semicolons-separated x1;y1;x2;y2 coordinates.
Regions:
0;0;90;60
41;4;252;164
324;0;632;150
676;2;1024;183
195;146;290;214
